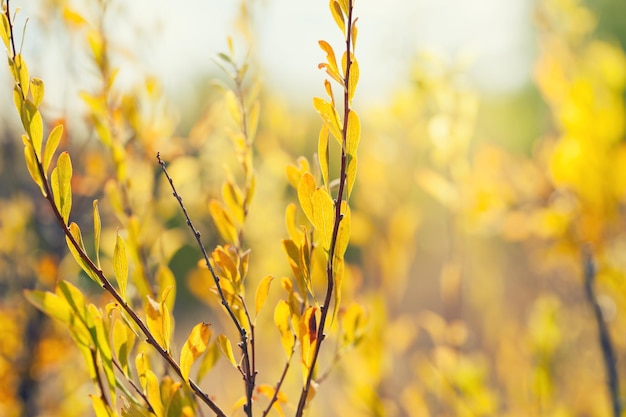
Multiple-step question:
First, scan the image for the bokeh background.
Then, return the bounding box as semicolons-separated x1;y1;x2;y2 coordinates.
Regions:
2;0;626;416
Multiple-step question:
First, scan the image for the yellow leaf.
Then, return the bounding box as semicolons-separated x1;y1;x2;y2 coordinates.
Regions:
20;99;43;158
342;52;359;103
63;7;89;27
318;125;330;190
285;203;305;246
43;124;63;177
197;341;220;383
180;322;211;382
222;181;245;225
311;188;335;251
318;41;343;85
66;222;100;284
297;173;316;225
274;300;294;357
286;156;310;189
112;319;131;374
334;201;351;260
23;142;45;196
146;370;164;417
313;97;343;145
342;302;367;345
225;90;242;126
90;395;111;417
255;275;274;317
338;0;349;15
209;200;239;246
300;306;318;381
156;265;176;312
14;54;29;97
248;100;261;142
332;258;344;324
330;0;345;34
51;152;72;223
93;200;101;268
351;20;358;50
346;154;357;199
30;78;44;107
282;239;305;296
135;353;151;393
217;334;237;367
113;232;128;300
346;110;360;157
146;294;170;352
0;13;10;51
24;289;71;323
87;29;105;68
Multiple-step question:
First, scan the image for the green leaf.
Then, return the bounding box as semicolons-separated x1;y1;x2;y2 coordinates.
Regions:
113;232;128;300
43;124;63;177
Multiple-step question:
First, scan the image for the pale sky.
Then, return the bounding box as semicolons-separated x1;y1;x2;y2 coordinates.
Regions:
7;0;534;114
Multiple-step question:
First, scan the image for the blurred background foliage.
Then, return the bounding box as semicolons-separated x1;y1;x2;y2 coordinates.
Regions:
2;0;626;416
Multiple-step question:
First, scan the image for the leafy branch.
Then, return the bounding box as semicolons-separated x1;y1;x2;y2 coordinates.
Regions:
295;0;359;414
2;3;227;416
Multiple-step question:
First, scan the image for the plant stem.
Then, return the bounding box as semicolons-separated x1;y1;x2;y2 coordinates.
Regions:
582;246;621;417
295;1;355;415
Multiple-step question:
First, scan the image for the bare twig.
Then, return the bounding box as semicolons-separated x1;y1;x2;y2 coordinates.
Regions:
582;246;621;417
158;152;254;416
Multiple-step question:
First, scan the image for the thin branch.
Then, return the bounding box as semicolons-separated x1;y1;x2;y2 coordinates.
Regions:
158;152;252;416
90;348;112;409
295;1;355;414
261;336;296;417
582;246;621;417
5;0;17;57
112;359;156;414
157;153;247;339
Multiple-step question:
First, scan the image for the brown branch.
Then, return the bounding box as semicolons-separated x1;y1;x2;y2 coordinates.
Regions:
261;335;296;417
112;359;156;414
295;1;355;414
158;152;253;416
582;246;621;417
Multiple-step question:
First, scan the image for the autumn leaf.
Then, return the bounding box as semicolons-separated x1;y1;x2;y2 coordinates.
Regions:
180;322;211;382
